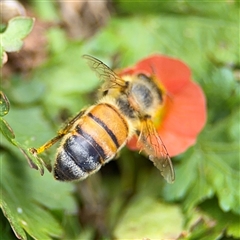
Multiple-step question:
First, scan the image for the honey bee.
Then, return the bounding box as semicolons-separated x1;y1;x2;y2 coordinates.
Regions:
31;55;175;183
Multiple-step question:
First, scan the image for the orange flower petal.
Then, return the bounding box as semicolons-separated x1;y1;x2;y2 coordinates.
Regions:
121;54;206;156
158;81;206;156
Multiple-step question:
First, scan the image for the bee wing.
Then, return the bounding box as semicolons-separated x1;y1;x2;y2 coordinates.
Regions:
137;118;175;184
83;55;127;91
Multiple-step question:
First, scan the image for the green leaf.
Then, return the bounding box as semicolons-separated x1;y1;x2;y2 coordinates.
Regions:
114;196;184;239
0;118;15;140
0;91;48;173
199;199;240;238
0;102;59;175
0;92;15;140
1;16;34;52
0;151;77;240
164;149;214;211
86;12;238;77
185;211;224;240
0;110;48;175
31;1;59;21
201;141;239;214
0;199;27;240
165;144;239;214
164;112;240;215
46;28;68;54
0;91;10;116
116;0;238;22
200;67;240;123
9;78;45;105
31;43;100;118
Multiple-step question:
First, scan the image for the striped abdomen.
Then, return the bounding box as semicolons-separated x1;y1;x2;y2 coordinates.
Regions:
54;103;129;181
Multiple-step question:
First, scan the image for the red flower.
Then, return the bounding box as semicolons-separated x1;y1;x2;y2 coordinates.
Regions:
120;55;207;156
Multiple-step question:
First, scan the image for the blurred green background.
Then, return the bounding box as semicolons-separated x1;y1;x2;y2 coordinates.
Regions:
0;1;239;239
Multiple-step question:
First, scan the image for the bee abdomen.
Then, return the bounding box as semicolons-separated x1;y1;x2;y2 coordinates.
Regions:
54;103;129;181
54;133;104;181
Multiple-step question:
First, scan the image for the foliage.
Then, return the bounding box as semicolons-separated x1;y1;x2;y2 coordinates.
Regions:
0;1;239;239
0;16;34;67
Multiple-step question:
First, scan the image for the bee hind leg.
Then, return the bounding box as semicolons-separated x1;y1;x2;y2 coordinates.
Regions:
30;109;86;155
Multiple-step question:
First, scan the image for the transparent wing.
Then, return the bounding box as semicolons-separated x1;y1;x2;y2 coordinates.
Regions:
137;118;175;184
83;54;127;91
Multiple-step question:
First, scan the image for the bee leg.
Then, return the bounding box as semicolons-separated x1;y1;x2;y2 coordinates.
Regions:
58;109;86;135
30;136;62;155
31;110;86;155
